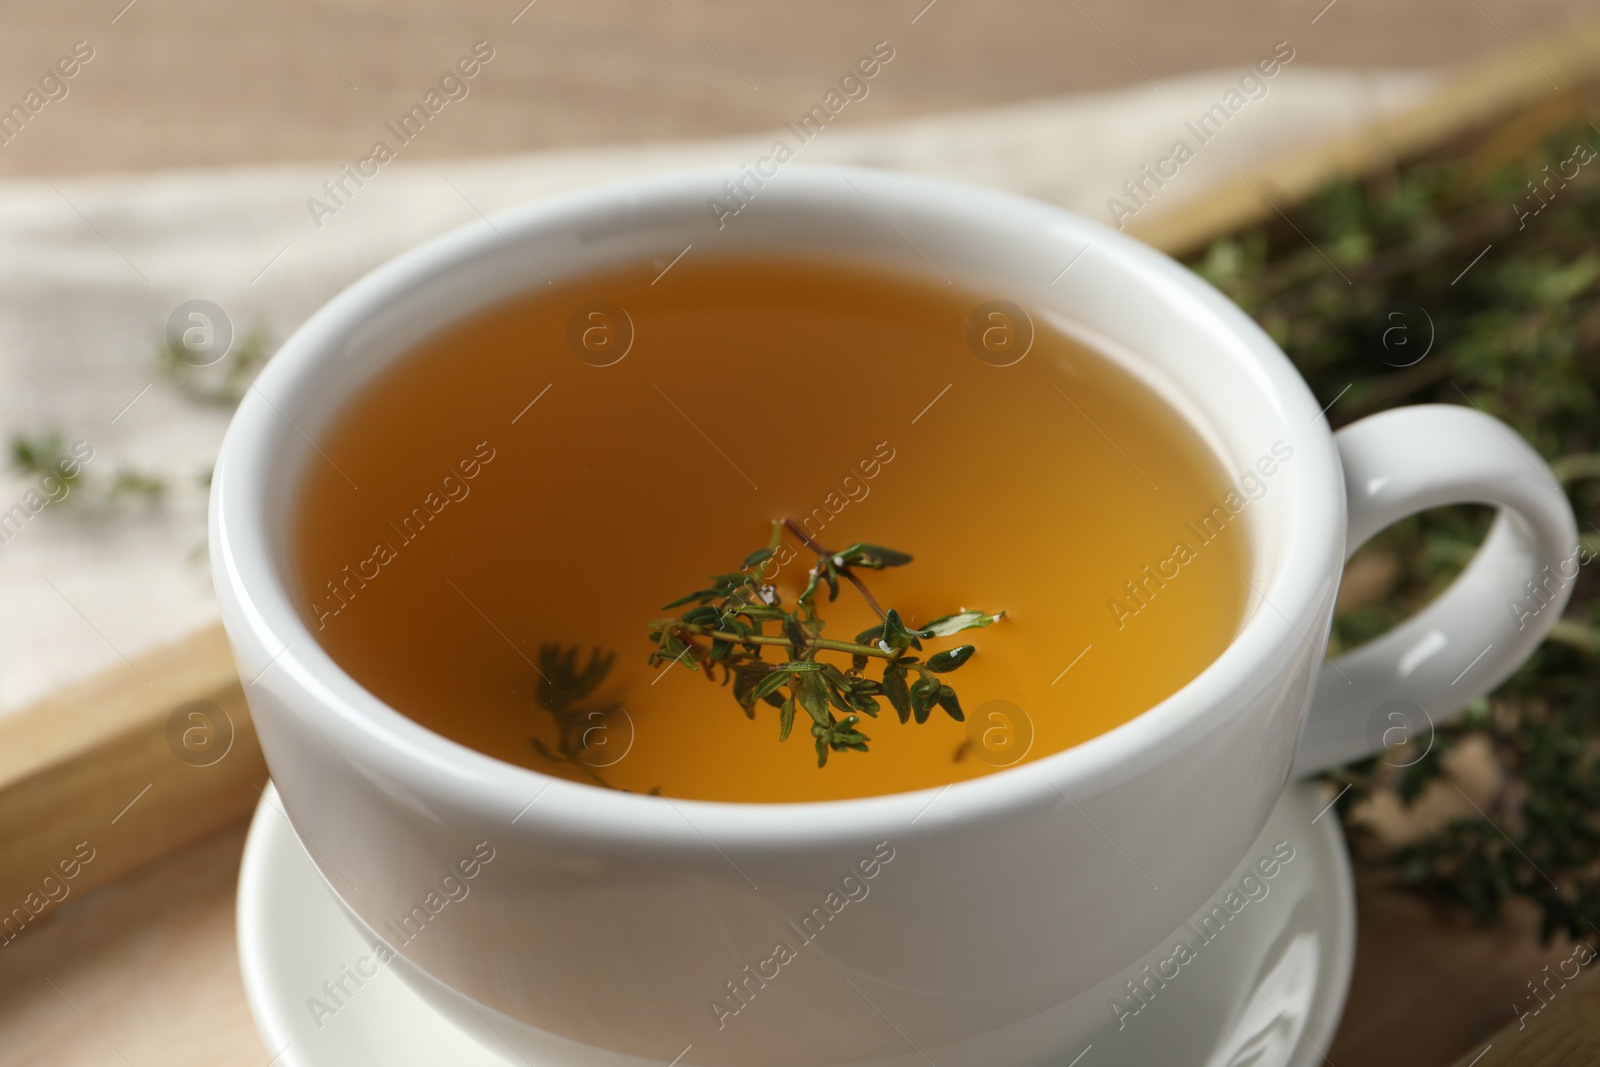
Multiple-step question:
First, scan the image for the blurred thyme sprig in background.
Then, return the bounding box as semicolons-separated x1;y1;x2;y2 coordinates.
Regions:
1188;111;1600;941
9;430;165;506
156;324;272;407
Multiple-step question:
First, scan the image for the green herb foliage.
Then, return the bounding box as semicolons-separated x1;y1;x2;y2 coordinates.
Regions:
1187;115;1600;941
8;430;165;507
9;431;84;489
156;325;272;406
648;519;1004;767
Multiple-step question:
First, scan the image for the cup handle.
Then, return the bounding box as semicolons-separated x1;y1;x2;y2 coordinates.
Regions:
1291;404;1578;775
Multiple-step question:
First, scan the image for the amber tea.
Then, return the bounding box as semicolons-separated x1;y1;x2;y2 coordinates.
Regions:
292;254;1254;802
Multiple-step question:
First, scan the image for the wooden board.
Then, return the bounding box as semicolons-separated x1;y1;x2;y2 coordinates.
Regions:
1451;966;1600;1065
0;626;265;949
1128;21;1600;255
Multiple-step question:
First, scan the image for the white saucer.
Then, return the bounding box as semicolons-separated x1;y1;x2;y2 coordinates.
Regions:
238;781;1354;1067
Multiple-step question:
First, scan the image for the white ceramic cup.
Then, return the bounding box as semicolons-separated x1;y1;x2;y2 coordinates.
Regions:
212;166;1576;1067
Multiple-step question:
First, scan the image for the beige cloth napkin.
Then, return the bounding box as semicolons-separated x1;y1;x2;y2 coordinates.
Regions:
0;65;1437;718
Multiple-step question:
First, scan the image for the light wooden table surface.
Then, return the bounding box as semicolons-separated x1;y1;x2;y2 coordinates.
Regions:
3;4;1599;1065
0;0;1592;179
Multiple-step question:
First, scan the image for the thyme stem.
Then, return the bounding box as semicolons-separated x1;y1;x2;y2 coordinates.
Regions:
653;620;897;660
782;516;888;620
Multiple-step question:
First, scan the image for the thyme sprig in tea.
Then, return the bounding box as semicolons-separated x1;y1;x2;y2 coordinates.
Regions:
647;519;1005;767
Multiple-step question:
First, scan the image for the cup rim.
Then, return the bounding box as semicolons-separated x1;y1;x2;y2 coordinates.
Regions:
211;164;1344;843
